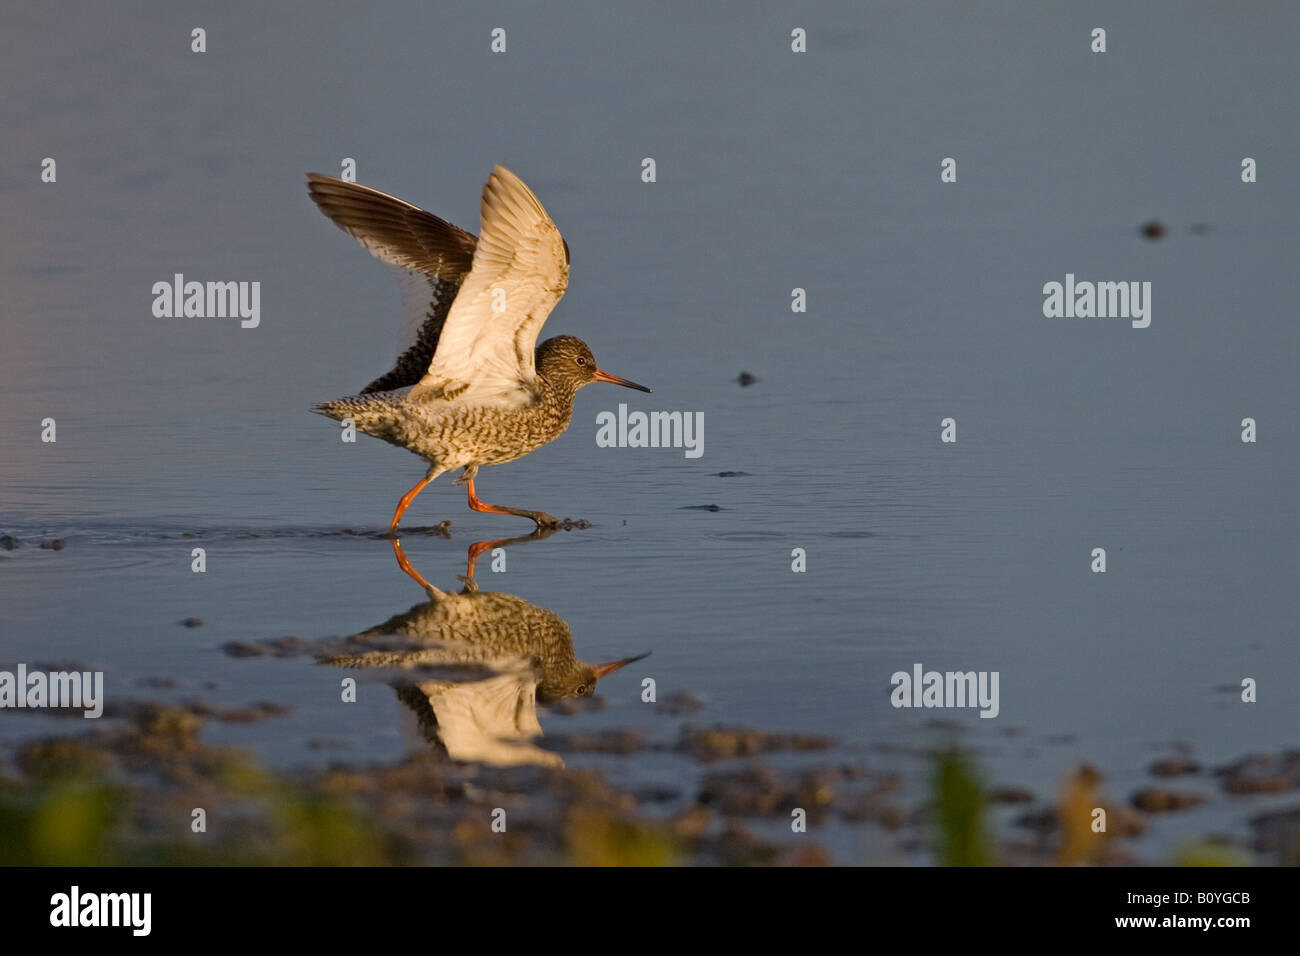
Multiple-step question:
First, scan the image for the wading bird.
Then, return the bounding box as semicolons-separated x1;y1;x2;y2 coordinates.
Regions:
321;538;648;766
308;166;650;530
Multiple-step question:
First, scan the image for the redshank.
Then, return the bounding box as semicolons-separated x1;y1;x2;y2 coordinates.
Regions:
307;166;651;530
322;545;648;764
328;559;648;703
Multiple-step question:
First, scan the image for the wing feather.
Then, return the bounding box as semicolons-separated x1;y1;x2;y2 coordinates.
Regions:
306;173;478;393
414;165;570;407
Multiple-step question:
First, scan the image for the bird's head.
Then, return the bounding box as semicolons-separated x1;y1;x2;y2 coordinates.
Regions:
536;335;651;395
537;651;650;703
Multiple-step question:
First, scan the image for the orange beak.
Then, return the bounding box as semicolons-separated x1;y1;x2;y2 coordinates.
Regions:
592;368;652;393
591;651;651;680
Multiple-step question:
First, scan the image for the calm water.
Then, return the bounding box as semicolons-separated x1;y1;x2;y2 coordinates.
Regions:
2;2;1298;862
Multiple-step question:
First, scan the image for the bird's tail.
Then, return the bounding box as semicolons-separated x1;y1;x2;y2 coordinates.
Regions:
311;391;409;444
311;398;353;422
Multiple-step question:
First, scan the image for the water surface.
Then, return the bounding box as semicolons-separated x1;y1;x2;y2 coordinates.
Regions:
2;2;1298;863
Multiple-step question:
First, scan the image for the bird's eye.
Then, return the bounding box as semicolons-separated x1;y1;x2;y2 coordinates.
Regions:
576;357;587;366
576;684;588;696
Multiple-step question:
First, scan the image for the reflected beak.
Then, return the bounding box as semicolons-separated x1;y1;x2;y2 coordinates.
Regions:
592;368;652;393
591;651;651;679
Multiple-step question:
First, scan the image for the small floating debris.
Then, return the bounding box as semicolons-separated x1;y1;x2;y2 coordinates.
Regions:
1;535;20;550
40;539;66;551
715;471;749;478
681;504;723;512
990;787;1035;805
1149;757;1200;777
1131;788;1206;812
658;690;705;716
736;371;759;387
677;725;834;762
181;617;204;628
222;641;265;658
1216;751;1300;794
186;699;290;724
1140;220;1166;240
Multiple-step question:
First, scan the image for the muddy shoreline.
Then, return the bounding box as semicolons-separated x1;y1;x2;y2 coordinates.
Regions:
3;683;1294;865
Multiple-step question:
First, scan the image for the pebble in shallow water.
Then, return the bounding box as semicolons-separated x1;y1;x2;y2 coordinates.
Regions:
676;725;835;762
1216;751;1300;794
1149;757;1201;777
1131;788;1206;812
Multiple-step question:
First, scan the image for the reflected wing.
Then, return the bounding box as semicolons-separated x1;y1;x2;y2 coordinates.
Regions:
413;165;570;407
306;173;478;393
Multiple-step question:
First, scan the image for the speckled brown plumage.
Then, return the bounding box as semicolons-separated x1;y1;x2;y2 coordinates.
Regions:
326;583;596;701
315;335;597;473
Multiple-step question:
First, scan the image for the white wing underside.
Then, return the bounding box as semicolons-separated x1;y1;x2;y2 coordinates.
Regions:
418;667;561;767
414;166;570;408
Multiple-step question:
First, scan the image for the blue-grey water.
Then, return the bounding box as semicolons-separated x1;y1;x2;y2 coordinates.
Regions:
2;1;1298;863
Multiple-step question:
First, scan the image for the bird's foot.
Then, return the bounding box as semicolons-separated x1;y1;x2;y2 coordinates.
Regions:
532;513;590;530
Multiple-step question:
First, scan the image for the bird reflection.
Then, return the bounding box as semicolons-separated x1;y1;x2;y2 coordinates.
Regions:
320;532;647;767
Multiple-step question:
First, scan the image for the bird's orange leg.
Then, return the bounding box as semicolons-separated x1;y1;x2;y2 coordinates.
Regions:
465;537;507;580
390;538;434;590
391;473;436;531
464;527;562;580
464;478;558;528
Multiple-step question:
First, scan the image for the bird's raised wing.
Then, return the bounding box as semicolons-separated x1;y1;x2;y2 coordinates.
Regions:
305;173;479;394
413;165;570;407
